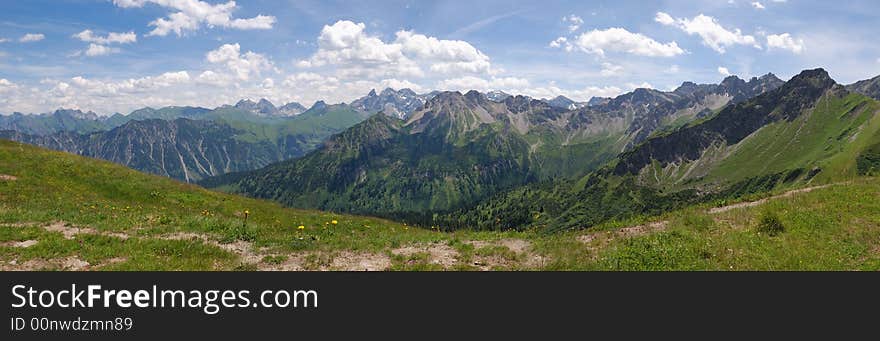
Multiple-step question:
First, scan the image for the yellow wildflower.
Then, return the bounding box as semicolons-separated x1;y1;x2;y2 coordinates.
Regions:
331;220;338;225
297;225;305;230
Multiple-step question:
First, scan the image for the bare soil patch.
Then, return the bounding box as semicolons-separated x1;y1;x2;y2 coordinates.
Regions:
257;254;307;271
0;256;91;271
392;242;459;268
0;240;39;248
578;221;669;245
329;251;391;271
0;174;17;181
577;221;669;257
466;238;545;270
42;221;129;240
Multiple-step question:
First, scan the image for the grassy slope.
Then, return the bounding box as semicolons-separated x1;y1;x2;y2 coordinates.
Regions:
0;139;511;270
647;93;880;191
535;177;880;270
712;93;879;184
2;139;877;270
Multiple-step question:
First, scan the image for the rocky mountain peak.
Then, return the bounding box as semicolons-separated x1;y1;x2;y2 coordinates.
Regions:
485;90;512;102
309;100;328;111
54;108;99;120
380;88;397;97
788;68;835;89
464;90;484;100
720;75;746;88
350;88;431;120
845;74;880;100
234;98;279;116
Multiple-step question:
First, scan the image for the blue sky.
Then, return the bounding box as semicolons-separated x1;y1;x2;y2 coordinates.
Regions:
1;0;879;114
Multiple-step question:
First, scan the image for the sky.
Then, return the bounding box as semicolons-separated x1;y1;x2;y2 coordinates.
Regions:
1;0;879;115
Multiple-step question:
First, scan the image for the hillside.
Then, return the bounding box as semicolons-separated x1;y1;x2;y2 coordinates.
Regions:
440;69;880;231
1;139;877;270
545;178;880;270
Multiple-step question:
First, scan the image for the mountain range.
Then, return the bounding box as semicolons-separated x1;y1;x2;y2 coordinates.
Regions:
1;101;371;182
202;73;790;222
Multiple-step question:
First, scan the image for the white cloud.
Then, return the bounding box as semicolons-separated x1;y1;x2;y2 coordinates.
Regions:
626;82;653;90
396;30;492;74
298;20;410;75
0;38;9;43
752;2;765;9
549;37;573;51
0;78;17;90
654;12;675;26
558;27;684;57
112;0;275;37
205;43;273;82
666;65;681;73
85;44;121;56
378;79;424;92
600;62;623;76
261;78;274;89
20;33;45;43
656;12;760;53
0;71;194;114
298;20;495;80
436;76;530;91
434;76;643;103
533;82;646;101
74;30;137;44
718;66;731;76
563;15;584;32
526;85;625;101
766;33;805;54
0;18;686;116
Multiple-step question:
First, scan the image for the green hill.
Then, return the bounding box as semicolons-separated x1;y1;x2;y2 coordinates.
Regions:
439;69;880;231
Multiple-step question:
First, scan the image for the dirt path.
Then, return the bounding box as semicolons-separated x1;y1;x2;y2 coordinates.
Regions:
578;183;839;246
577;221;669;245
4;223;543;271
392;242;459;268
390;239;545;270
707;184;832;214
